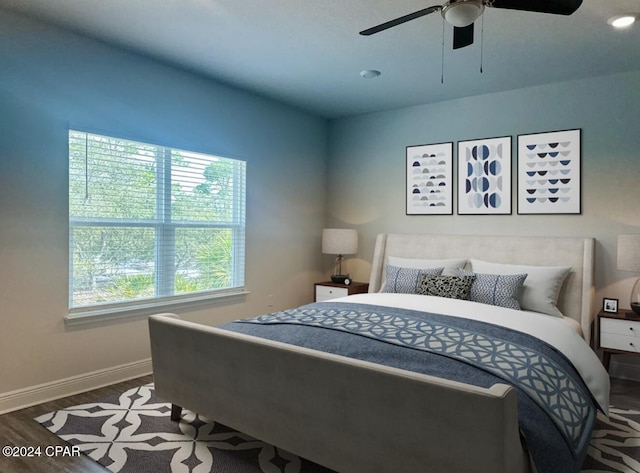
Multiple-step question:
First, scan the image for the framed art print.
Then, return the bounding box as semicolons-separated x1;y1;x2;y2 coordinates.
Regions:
406;142;453;215
518;129;581;214
457;136;512;215
603;298;618;314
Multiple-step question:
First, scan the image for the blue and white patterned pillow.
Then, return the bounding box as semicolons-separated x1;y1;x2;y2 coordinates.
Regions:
381;265;444;294
459;268;527;310
469;259;570;317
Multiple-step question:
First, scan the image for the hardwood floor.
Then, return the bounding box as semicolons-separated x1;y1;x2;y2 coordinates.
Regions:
0;375;639;473
609;377;640;410
0;375;152;473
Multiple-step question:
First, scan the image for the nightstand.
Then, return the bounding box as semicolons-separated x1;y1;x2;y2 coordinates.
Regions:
314;281;369;302
598;309;640;372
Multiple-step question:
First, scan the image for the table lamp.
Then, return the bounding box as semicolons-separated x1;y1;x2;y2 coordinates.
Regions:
322;228;358;284
617;234;640;316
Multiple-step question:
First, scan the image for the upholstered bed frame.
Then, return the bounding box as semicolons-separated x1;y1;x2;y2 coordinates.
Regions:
149;233;595;473
369;233;595;342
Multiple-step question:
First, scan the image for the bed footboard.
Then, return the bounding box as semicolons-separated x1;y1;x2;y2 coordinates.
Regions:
149;314;533;473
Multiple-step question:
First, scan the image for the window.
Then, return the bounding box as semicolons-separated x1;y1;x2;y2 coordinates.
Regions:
68;131;246;315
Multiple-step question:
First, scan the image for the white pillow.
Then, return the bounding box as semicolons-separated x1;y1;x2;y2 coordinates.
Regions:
469;259;571;317
388;256;468;276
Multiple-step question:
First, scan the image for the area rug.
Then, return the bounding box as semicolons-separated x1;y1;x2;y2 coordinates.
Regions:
36;384;640;473
582;406;640;473
35;384;332;473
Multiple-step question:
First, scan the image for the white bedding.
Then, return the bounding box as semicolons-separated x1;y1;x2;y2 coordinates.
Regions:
332;292;610;414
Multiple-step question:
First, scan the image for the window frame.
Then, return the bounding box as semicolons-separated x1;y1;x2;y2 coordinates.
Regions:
66;131;247;324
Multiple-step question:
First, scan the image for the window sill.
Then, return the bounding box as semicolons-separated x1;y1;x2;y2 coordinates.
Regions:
65;289;250;327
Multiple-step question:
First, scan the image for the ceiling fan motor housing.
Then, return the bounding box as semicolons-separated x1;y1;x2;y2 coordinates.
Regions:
442;0;485;27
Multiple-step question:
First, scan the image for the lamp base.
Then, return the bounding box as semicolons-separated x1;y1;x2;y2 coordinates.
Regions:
631;302;640;315
331;274;351;285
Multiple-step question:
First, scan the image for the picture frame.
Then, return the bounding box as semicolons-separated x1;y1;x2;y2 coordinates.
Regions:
603;298;619;314
517;129;581;214
457;136;512;215
406;142;453;215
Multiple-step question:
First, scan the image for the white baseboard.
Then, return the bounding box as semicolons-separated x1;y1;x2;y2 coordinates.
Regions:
0;358;152;415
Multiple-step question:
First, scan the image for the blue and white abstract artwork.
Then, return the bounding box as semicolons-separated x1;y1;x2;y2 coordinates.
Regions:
406;142;453;215
457;136;512;215
517;129;581;214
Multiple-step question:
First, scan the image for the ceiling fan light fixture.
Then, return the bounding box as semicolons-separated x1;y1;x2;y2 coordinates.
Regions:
442;0;484;28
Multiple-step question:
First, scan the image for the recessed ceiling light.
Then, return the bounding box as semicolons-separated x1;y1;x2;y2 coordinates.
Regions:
607;14;637;29
360;69;381;79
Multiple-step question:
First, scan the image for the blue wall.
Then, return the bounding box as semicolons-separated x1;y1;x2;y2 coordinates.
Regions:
326;70;640;377
0;9;328;398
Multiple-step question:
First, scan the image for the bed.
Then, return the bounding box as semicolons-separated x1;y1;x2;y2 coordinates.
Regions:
149;233;610;473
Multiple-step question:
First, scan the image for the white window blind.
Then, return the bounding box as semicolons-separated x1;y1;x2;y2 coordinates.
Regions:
68;130;246;312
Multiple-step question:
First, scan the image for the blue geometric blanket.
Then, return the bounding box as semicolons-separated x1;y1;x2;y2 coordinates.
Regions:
224;302;597;473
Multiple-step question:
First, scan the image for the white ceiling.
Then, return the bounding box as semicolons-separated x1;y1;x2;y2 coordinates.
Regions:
1;0;639;118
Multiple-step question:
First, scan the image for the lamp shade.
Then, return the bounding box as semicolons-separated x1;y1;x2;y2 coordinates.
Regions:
322;229;358;255
617;234;640;272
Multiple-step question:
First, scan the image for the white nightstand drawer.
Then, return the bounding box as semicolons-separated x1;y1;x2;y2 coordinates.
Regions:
598;311;640;372
600;332;640;353
600;317;640;337
315;285;348;302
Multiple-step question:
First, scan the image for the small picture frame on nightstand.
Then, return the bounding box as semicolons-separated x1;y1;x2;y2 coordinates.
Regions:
603;298;619;314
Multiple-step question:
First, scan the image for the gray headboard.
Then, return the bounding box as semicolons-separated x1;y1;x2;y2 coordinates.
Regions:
369;233;595;342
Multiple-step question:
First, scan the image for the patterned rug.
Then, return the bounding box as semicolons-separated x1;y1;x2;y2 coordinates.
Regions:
35;384;640;473
583;407;640;473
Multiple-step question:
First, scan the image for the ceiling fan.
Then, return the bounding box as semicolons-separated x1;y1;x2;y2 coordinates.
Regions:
360;0;583;49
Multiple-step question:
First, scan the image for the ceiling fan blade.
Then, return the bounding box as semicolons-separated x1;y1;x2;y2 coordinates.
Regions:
453;23;474;49
359;6;442;36
488;0;582;15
